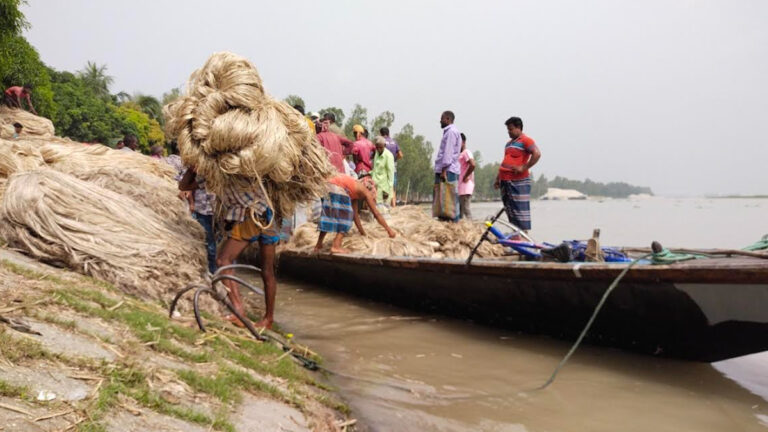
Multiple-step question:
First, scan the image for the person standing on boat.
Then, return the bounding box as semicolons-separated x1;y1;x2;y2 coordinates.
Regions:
316;117;354;173
380;127;403;207
433;110;462;222
314;174;396;254
494;116;541;232
372;136;395;204
351;124;375;174
458;133;476;219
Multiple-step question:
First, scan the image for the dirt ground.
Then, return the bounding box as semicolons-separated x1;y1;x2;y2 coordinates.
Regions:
0;248;354;432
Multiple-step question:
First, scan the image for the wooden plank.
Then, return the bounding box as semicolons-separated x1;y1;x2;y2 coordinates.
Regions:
279;251;768;284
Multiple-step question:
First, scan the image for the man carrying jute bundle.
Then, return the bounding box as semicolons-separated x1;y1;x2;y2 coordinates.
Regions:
166;52;335;331
180;169;281;329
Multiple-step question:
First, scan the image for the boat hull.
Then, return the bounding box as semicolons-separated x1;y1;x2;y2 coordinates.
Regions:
277;252;768;362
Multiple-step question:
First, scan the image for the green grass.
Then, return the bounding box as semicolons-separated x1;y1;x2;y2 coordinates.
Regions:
0;329;54;363
0;379;27;398
35;312;77;330
176;367;284;404
0;259;343;430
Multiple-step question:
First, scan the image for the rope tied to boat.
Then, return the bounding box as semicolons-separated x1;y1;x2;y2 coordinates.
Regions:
743;234;768;252
539;253;652;389
650;248;701;264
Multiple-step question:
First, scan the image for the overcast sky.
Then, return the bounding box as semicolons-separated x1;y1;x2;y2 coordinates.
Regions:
22;0;768;196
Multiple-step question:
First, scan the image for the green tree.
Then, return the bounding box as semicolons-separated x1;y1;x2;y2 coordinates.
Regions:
0;0;28;40
473;162;501;200
283;94;306;111
343;103;368;138
318;106;345;128
394;124;433;202
0;35;55;117
546;176;652;198
531;174;549;199
113;104;164;152
48;68;123;143
472;150;483;166
370;111;395;137
116;91;132;103
161;87;181;106
78;61;113;100
129;94;163;125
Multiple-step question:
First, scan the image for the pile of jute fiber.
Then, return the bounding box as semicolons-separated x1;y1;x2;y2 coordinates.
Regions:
0;131;208;307
164;51;335;219
0;107;55;139
285;206;506;259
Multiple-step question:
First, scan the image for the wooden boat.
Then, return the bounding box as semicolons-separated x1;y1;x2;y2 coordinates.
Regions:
277;251;768;362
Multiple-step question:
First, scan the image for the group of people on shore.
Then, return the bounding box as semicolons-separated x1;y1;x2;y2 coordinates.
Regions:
5;84;541;330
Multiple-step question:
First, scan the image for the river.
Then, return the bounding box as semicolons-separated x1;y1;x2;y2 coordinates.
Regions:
274;198;768;431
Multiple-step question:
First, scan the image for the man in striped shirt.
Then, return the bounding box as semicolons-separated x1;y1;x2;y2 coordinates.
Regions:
494;116;541;232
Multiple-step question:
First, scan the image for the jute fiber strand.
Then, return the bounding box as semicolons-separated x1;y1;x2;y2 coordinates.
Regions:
37;140;177;180
0;137;176;181
0;139;193;233
164;51;334;219
0;170;207;304
285;206;506;259
0;107;55;138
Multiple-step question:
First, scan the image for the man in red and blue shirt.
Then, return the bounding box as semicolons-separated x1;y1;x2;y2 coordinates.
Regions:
494;116;541;231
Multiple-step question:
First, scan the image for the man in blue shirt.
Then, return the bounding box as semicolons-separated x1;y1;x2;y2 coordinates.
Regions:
433;110;462;222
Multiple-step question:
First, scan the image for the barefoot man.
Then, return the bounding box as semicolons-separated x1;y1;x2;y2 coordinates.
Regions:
314;174;396;253
180;168;279;329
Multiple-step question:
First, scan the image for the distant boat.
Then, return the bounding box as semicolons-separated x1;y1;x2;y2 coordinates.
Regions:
540;187;588;200
278;250;768;362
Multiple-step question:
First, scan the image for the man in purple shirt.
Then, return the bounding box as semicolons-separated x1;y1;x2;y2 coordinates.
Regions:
433;110;462;222
380;127;403;206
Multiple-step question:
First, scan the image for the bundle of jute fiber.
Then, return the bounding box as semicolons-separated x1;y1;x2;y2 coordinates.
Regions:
164;51;335;218
0;107;55;138
0;169;207;304
62;166;205;237
0;138;46;178
285;205;506;259
37;140;177;181
0;139;189;228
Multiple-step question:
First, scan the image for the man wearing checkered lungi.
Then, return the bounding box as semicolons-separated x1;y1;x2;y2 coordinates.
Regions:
494;116;541;232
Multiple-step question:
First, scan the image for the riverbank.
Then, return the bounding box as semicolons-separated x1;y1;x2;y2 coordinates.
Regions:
0;248;352;432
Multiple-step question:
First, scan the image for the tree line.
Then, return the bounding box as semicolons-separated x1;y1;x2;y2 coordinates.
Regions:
1;0;169;152
1;0;651;200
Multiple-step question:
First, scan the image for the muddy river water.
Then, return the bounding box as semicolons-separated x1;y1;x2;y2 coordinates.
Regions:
273;198;768;431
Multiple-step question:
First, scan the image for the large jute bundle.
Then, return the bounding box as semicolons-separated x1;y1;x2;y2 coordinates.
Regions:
0;139;189;228
164;52;334;218
0;107;55;139
285;206;506;259
0;170;207;302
